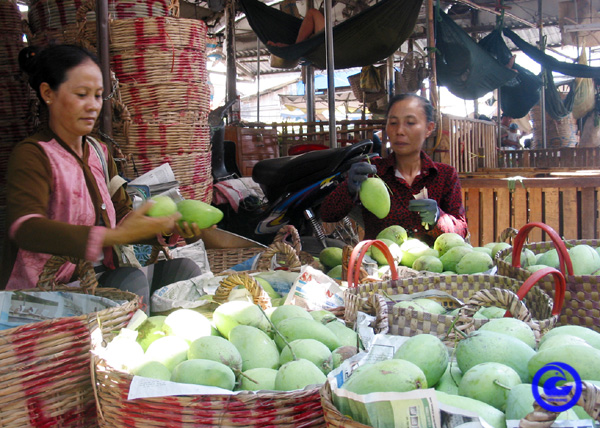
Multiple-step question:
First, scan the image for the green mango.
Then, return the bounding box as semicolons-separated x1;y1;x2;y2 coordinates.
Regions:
176;199;223;229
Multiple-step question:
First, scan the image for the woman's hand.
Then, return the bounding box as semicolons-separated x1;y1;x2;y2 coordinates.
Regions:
175;222;217;244
103;201;181;246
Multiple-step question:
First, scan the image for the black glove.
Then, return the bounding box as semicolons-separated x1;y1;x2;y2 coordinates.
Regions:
347;162;377;197
408;198;440;227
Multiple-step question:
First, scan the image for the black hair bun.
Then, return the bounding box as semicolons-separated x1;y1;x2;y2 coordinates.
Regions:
18;46;43;74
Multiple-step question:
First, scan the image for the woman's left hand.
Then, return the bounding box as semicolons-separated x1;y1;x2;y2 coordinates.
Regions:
174;221;216;243
408;198;440;228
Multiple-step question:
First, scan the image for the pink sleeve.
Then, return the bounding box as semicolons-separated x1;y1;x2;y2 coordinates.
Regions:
86;226;107;261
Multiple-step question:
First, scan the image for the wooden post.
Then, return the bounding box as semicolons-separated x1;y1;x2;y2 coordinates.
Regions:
426;0;438;109
95;0;112;145
225;0;237;122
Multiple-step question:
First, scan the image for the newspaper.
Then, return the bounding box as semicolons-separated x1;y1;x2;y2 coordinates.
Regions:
0;290;122;330
327;347;440;428
126;375;321;400
283;265;344;311
326;334;499;428
150;272;215;313
129;163;181;198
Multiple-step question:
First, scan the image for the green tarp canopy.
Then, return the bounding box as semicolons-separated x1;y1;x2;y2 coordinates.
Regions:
238;0;423;70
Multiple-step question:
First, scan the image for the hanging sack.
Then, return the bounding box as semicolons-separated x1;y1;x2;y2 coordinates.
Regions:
572;50;596;119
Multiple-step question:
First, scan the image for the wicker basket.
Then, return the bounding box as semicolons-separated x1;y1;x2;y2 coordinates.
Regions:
344;240;564;343
496;222;600;331
0;255;140;427
92;355;325;428
206;246;266;274
321;381;370;428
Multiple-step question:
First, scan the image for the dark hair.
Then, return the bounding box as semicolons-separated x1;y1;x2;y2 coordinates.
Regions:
19;44;101;102
386;93;435;123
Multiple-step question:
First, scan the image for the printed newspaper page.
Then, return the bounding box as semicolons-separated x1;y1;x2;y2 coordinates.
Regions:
0;291;120;330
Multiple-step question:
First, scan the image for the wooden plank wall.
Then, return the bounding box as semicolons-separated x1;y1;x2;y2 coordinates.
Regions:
460;176;600;246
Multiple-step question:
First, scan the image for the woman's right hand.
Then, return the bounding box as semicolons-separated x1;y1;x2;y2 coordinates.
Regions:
103;201;181;246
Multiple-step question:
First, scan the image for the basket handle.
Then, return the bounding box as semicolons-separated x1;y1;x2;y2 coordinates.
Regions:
255;241;301;271
213;272;272;309
272;225;302;255
512;222;573;276
347;240;398;288
514;266;566;317
520;381;600;427
37;255;98;293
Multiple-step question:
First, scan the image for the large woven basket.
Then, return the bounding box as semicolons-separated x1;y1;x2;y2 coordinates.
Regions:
92;355;325;428
496;222;600;331
0;255;140;427
344;240;564;343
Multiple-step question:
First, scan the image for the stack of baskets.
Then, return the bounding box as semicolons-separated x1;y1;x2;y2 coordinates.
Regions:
0;255;140;427
496;222;600;332
108;16;212;202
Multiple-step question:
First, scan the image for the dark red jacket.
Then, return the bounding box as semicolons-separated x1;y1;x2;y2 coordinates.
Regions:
320;151;468;246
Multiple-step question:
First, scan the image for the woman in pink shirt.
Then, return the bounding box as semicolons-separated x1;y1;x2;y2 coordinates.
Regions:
2;44;203;308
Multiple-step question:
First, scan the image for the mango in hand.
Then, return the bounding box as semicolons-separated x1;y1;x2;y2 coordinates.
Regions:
176;199;224;229
359;177;390;219
146;195;178;217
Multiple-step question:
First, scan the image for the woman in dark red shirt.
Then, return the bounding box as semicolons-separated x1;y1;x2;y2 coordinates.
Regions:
320;94;468;246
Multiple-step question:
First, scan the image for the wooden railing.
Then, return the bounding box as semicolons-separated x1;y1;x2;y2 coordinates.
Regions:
269;119;385;155
437;115;498;173
498;147;600;169
460;174;600;246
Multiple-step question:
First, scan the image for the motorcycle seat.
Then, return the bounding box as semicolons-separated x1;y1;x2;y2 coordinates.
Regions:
252;140;373;202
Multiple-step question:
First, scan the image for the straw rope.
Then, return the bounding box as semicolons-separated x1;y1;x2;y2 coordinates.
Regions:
213;272;272;309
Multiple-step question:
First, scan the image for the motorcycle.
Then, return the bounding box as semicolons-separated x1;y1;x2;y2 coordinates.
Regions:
209;104;373;254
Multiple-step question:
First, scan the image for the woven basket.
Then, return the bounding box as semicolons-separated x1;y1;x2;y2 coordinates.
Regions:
348;67;386;105
206;246;266;274
0;255;140;427
109;17;207;52
496;221;600;331
344;240;564;343
321;381;370;428
92;356;325;428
